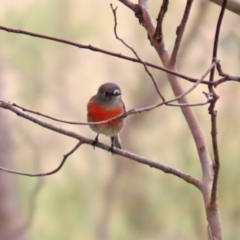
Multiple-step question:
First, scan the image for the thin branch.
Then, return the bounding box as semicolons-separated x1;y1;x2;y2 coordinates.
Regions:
9;66;211;127
170;0;194;65
5;63;214;131
179;0;208;64
166;61;216;106
209;0;227;206
0;141;82;177
120;1;213;186
0;101;200;188
0;26;211;85
110;4;165;101
210;0;240;15
11;102;134;125
214;61;240;86
153;0;169;43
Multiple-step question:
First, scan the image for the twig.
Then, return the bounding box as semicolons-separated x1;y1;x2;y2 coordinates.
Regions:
170;0;194;65
4;63;214;129
153;0;169;43
118;0;136;10
0;25;210;85
166;61;216;106
209;0;227;205
179;0;208;63
214;61;240;86
9;65;211;126
0;141;82;177
210;0;240;15
110;4;165;101
0;101;200;187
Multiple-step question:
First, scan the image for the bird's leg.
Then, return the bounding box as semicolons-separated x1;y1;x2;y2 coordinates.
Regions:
92;134;99;149
109;136;115;155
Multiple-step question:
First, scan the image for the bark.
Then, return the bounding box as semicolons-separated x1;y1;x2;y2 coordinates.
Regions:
119;0;223;238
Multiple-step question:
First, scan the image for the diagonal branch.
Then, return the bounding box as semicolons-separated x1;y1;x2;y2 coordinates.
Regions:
214;61;240;86
110;4;165;101
170;0;194;65
0;141;82;177
210;0;240;15
153;0;169;43
166;61;216;106
119;0;213;184
0;101;200;188
0;25;211;85
9;62;214;128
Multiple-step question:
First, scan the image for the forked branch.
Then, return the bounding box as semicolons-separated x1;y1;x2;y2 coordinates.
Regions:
110;4;165;101
0;101;200;187
209;0;227;206
153;0;169;43
170;0;194;65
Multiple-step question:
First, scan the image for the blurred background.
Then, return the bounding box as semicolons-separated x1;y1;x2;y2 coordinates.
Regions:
0;0;240;239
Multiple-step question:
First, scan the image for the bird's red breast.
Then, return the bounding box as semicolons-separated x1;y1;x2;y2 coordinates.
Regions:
87;100;125;136
87;100;124;123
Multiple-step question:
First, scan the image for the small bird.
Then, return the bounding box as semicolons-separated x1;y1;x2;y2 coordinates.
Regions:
87;82;125;154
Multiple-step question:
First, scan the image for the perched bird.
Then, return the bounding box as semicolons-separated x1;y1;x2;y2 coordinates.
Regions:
87;82;125;154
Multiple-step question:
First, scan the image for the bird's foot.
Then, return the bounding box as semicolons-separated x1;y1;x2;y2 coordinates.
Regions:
92;134;99;149
109;146;115;155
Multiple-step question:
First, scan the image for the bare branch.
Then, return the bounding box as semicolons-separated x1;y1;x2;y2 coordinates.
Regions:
110;4;165;101
179;0;208;63
119;1;213;188
0;25;211;85
209;0;227;206
210;0;240;15
214;61;240;86
0;141;82;177
0;101;200;187
170;0;194;65
9;62;213;128
166;61;216;106
153;0;169;43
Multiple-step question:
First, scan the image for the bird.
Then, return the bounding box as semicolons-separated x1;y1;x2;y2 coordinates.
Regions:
87;82;125;154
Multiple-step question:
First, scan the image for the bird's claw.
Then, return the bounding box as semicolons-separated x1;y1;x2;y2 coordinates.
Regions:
92;134;99;149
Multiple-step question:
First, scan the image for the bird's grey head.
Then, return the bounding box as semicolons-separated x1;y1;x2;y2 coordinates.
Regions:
97;82;121;101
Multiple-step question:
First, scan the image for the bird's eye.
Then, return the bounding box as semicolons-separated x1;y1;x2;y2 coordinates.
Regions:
104;91;110;96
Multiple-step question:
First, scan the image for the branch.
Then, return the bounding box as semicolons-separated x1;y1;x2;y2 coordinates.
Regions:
110;4;165;101
0;101;200;188
209;0;227;206
170;0;194;65
9;62;214;128
153;0;169;43
0;141;82;177
178;0;208;64
0;25;209;86
214;61;240;86
120;1;213;183
166;61;216;106
210;0;240;15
